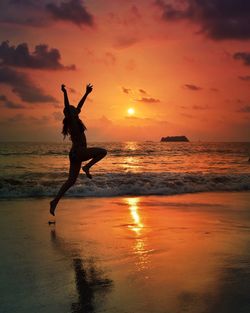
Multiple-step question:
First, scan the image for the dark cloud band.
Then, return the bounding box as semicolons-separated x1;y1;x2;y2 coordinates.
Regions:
0;0;94;28
46;0;94;27
0;94;25;109
0;41;75;70
184;84;202;91
137;97;160;103
155;0;250;40
0;67;57;103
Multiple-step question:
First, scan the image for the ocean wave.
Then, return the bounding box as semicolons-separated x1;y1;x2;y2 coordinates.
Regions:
0;144;248;157
0;172;249;198
0;150;158;157
0;151;69;156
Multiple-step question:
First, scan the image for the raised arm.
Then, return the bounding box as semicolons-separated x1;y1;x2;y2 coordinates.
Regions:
77;83;93;112
61;84;70;114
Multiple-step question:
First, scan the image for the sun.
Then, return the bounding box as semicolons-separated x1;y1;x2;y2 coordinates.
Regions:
127;107;135;116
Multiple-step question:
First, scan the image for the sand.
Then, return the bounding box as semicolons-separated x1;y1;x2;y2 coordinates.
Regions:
0;192;250;313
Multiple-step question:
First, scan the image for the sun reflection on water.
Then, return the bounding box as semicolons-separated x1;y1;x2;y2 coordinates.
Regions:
124;141;138;151
122;142;141;173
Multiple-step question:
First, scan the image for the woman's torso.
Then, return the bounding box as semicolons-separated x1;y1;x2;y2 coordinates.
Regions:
68;115;87;149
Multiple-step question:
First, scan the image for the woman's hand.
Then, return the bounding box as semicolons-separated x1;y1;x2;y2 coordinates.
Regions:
61;84;66;92
86;83;93;94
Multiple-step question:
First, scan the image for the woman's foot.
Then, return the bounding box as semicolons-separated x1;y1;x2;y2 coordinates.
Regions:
82;165;92;179
50;199;57;216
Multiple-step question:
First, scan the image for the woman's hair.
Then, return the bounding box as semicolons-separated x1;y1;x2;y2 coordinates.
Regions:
62;116;87;139
62;117;70;139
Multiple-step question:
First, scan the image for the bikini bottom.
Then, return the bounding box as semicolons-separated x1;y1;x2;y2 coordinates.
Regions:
69;147;86;162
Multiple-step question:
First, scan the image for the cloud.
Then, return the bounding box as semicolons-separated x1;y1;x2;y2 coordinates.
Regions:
0;0;49;27
184;84;202;91
139;89;147;95
137;97;160;103
122;87;131;94
237;105;250;113
210;87;219;92
155;0;250;40
108;5;141;27
0;0;95;28
46;0;94;27
233;52;250;66
239;75;250;81
155;0;188;20
122;87;160;103
0;67;57;103
0;41;75;70
0;94;25;109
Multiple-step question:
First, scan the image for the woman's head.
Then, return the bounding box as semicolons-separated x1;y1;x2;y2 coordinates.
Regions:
63;105;79;117
62;105;86;139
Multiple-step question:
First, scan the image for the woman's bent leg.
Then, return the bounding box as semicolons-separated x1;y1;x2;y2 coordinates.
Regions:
50;161;81;216
81;147;107;179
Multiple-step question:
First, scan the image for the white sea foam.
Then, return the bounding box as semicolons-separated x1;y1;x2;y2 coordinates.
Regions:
0;172;249;198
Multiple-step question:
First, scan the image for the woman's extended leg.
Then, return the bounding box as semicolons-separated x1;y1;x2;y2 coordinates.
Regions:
50;161;81;216
81;147;107;179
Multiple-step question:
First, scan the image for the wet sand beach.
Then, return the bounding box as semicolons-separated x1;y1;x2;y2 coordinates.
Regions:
1;192;250;313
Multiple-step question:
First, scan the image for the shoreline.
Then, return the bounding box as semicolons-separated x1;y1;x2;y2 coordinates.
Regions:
0;189;249;201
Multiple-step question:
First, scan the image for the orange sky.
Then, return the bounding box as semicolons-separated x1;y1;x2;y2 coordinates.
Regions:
0;0;250;142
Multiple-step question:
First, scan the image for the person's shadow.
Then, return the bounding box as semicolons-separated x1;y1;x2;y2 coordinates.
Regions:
50;229;113;313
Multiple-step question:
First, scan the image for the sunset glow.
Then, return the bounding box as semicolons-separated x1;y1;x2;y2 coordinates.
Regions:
1;2;250;310
0;0;249;141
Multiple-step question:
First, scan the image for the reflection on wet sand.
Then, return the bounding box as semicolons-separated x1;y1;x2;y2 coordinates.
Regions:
47;193;250;313
50;229;113;313
122;195;250;313
127;198;143;235
126;197;151;273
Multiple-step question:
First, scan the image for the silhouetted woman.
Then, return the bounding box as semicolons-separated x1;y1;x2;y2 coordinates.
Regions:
50;84;107;216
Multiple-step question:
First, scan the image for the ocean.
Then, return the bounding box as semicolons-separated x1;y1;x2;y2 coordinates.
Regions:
0;141;249;198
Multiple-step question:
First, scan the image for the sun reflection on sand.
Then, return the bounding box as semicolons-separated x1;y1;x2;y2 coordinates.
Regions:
127;197;143;234
125;197;151;273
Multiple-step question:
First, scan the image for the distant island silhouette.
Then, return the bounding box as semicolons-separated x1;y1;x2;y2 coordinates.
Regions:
161;136;189;142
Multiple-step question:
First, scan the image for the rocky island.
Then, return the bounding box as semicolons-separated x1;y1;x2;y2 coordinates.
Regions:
161;136;189;142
